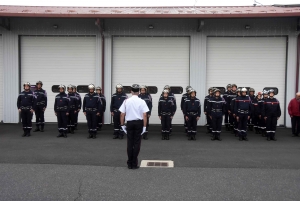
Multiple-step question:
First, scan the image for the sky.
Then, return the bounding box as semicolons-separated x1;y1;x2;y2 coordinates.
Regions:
0;0;299;7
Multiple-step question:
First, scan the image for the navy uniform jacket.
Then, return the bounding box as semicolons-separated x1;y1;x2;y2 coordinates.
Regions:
234;96;252;116
180;93;188;111
204;95;213;113
17;90;35;109
75;92;82;111
54;92;70;112
160;92;177;112
138;93;153;115
110;92;127;112
34;89;47;108
184;97;201;117
249;95;255;101
158;97;174;116
99;94;106;112
83;93;102;113
207;96;226;117
68;92;78;111
262;98;281;117
223;91;229;110
251;98;262;116
227;91;237;112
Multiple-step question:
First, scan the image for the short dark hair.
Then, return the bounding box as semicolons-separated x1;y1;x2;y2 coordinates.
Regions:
131;88;139;93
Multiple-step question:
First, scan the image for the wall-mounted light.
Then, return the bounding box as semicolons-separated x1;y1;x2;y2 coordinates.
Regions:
148;25;154;29
245;25;251;30
53;24;58;29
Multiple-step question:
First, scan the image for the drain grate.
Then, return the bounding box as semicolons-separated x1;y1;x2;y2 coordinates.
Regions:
140;160;174;168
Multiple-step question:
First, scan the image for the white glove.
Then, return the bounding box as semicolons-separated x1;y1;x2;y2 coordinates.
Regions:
141;127;146;135
121;125;127;134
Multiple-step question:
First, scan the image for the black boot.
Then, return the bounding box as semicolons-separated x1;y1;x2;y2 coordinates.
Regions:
33;126;40;132
267;136;271;141
92;133;96;139
162;133;165;140
239;136;243;141
188;134;192;140
87;133;93;139
68;128;71;133
166;133;170;140
22;129;27;137
217;135;222;141
192;135;196;140
40;125;44;132
119;135;124;140
271;134;277;141
243;137;248;141
63;133;67;138
57;132;63;138
211;134;216;141
70;128;74;134
143;132;148;140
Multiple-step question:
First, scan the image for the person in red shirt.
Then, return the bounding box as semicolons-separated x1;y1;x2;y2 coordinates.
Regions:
288;92;300;137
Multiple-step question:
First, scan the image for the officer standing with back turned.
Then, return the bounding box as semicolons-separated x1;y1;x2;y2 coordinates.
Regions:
119;84;149;169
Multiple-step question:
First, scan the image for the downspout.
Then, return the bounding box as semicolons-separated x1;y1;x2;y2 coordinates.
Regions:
296;33;300;92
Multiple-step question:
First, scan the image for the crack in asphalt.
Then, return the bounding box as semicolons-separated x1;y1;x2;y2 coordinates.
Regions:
74;178;83;201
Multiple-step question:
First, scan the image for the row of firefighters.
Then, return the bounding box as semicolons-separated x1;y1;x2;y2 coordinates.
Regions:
16;82;281;141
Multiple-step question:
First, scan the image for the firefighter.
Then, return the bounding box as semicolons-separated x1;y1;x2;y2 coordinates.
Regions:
17;82;35;137
184;89;201;140
227;84;238;132
231;88;241;136
138;85;153;140
181;86;192;134
32;81;47;132
263;89;281;141
204;87;214;134
260;90;269;137
234;88;252;141
54;85;70;138
248;88;255;131
67;85;78;134
252;92;262;134
223;84;232;131
72;85;81;130
83;84;102;139
162;85;176;134
208;89;226;141
110;84;128;139
158;89;174;140
96;86;106;131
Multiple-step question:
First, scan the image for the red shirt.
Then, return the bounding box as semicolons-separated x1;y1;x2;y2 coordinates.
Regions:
288;98;300;117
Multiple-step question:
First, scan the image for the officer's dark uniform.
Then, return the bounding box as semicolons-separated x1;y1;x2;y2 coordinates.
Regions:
33;81;47;132
227;89;238;131
110;85;127;139
223;84;231;131
97;92;106;131
83;86;102;139
138;90;152;140
184;91;201;140
74;86;82;130
234;90;252;141
251;95;262;134
161;87;176;134
248;88;256;131
262;93;281;141
67;87;78;134
158;91;174;140
181;86;192;134
260;91;269;136
208;93;226;141
17;83;35;137
54;86;70;138
204;89;213;133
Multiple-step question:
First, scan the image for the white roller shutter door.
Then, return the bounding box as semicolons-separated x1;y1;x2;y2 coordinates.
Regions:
112;37;190;124
0;36;3;122
21;36;96;123
207;37;286;126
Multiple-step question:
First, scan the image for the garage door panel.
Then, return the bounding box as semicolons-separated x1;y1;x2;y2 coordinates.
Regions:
112;37;189;124
21;36;96;123
0;36;3;122
207;37;286;126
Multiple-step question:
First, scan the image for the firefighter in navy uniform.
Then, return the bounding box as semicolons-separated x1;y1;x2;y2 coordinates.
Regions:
96;86;106;131
260;90;269;137
138;85;153;140
230;88;240;136
17;82;35;137
54;85;70;138
263;89;281;141
204;87;214;134
33;81;47;132
251;92;262;134
223;84;232;131
234;88;252;141
181;86;192;134
248;88;255;131
227;84;238;132
208;89;226;141
110;84;128;139
67;85;78;134
163;85;176;134
184;89;201;141
158;89;174;140
83;84;102;139
73;85;81;130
